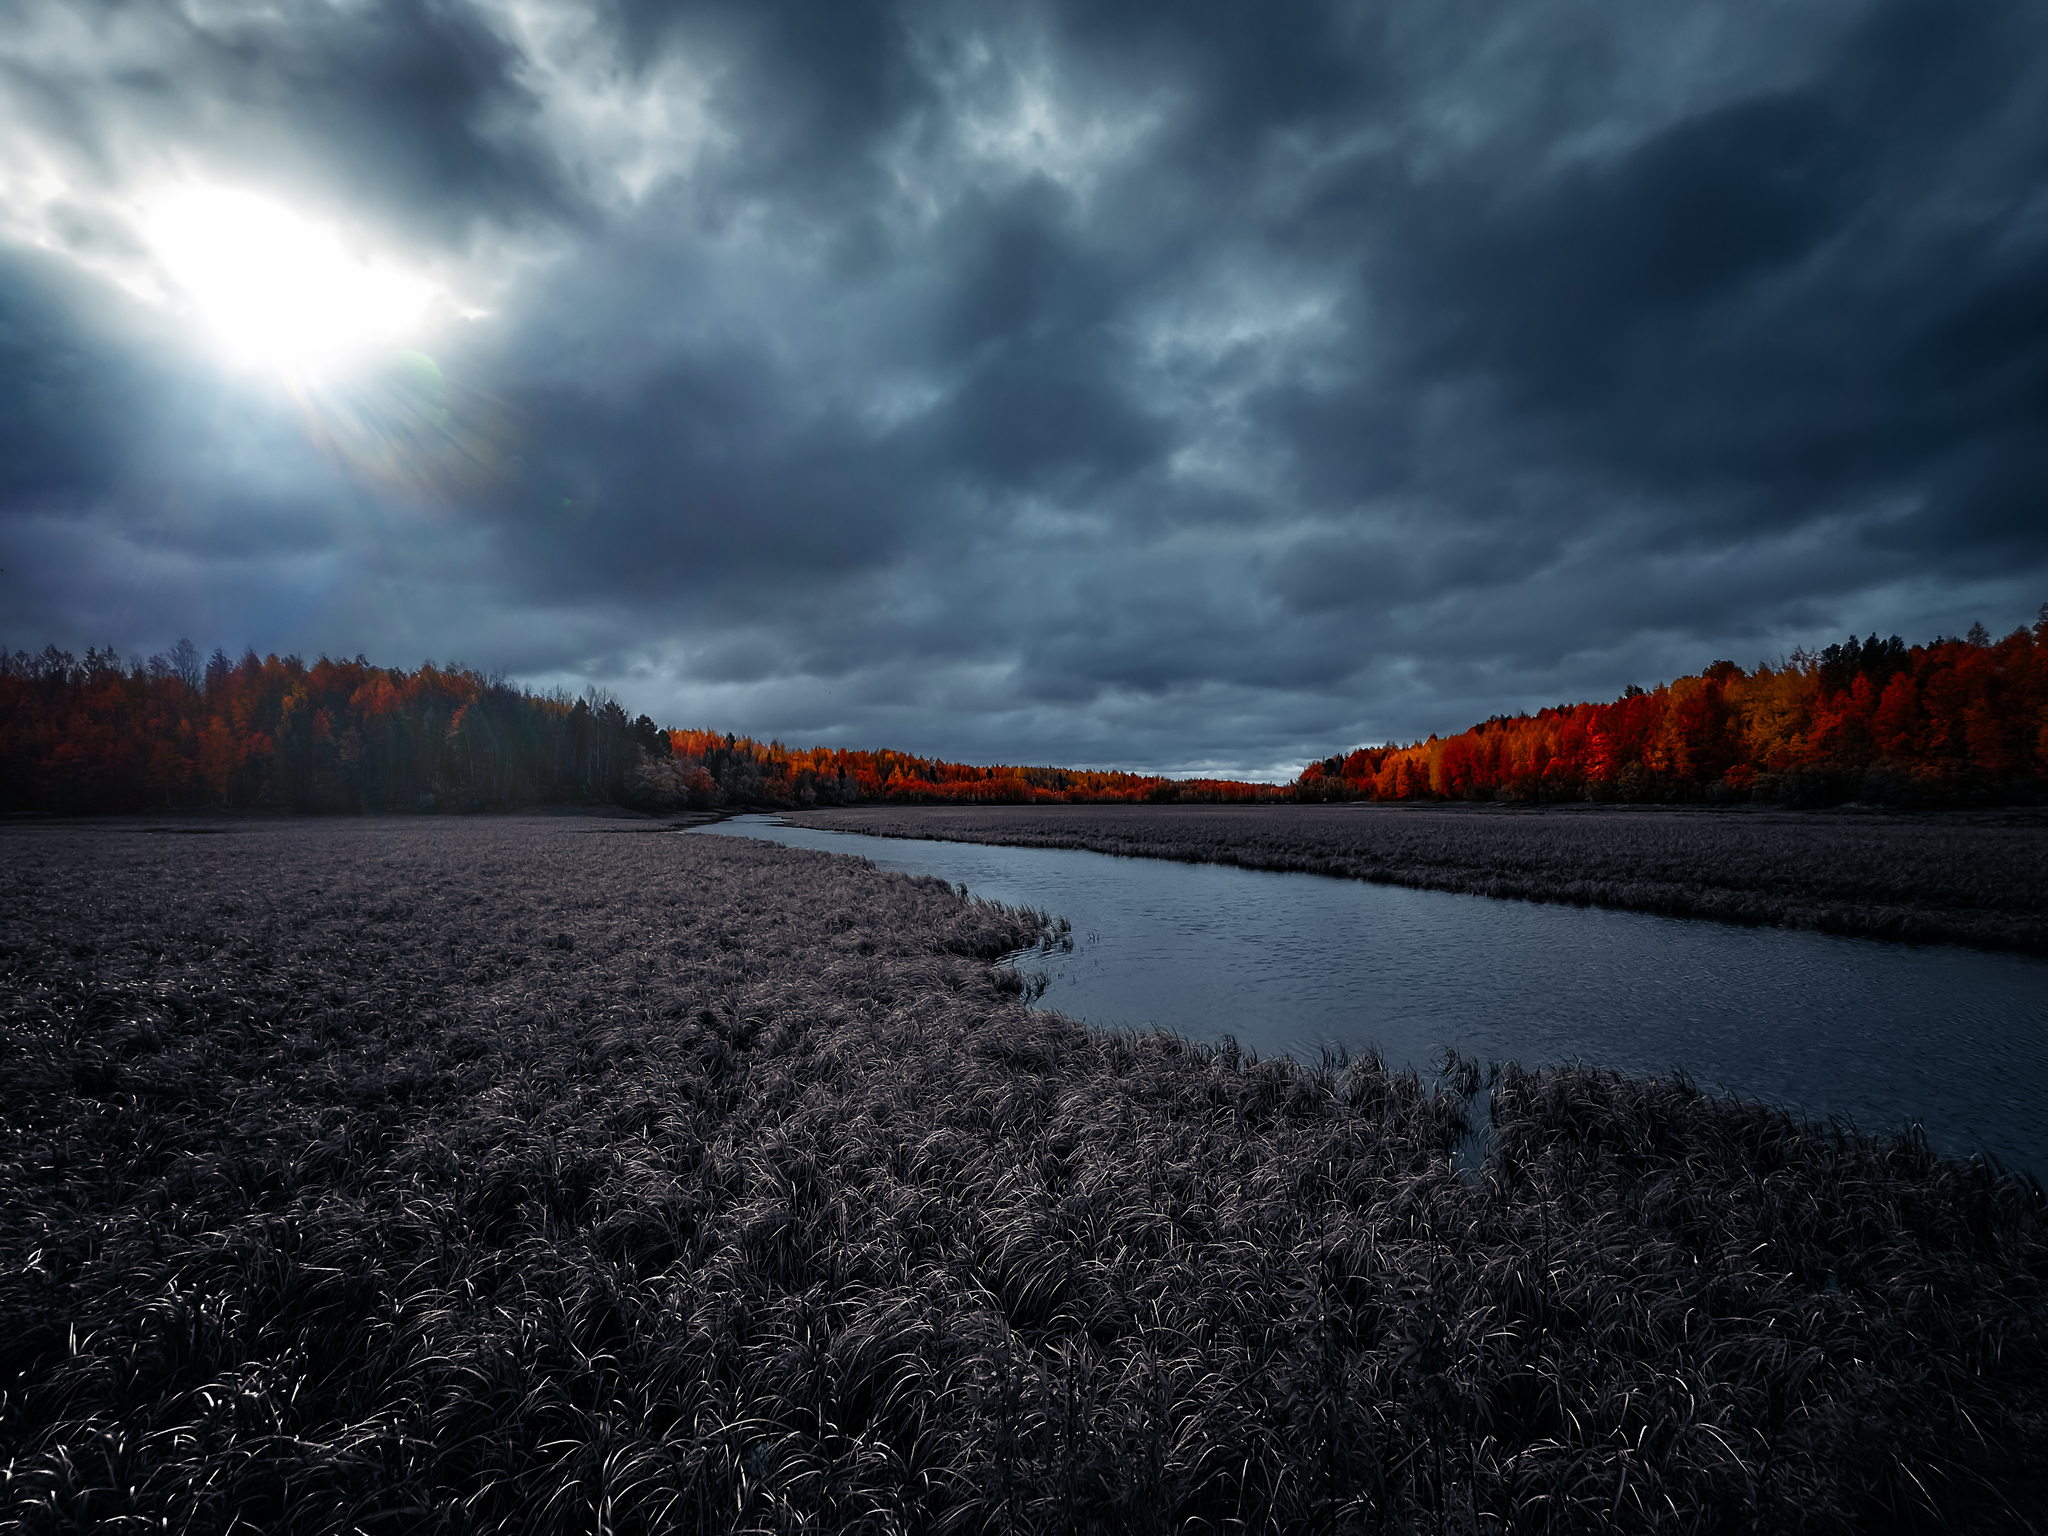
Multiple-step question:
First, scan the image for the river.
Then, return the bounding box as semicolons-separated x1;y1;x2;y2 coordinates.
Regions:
692;815;2048;1176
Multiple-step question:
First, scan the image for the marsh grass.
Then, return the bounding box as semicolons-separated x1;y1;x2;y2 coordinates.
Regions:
3;818;2045;1533
787;803;2048;955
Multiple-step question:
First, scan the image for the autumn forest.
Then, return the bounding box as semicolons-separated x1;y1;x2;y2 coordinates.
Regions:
1302;613;2048;808
3;611;2045;816
0;642;1272;815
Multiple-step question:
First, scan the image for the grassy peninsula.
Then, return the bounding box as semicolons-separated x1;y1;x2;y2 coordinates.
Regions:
4;817;2045;1533
786;803;2048;956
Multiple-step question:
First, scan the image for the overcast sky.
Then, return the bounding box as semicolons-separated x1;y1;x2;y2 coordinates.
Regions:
4;0;2045;777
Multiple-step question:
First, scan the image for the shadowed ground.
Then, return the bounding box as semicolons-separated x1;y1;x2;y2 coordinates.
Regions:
3;817;2044;1533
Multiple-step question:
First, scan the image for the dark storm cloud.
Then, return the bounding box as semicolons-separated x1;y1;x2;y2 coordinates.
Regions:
4;0;2046;775
1374;0;2048;521
0;252;146;507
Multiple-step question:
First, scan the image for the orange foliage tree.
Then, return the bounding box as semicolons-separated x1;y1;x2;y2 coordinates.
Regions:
0;646;666;813
1295;611;2048;806
0;644;1286;813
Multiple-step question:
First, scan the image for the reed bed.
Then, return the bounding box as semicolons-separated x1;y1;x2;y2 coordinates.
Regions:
786;804;2048;955
3;817;2044;1533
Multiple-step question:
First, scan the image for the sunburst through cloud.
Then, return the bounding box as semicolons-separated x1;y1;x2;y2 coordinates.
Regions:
143;187;437;381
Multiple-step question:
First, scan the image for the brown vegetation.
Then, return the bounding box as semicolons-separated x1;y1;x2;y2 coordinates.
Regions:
4;819;2046;1532
786;803;2048;955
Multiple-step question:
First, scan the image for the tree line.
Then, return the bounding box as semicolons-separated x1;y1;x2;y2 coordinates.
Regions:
1295;609;2048;807
643;729;1283;810
15;610;2038;817
0;644;670;814
0;642;1282;814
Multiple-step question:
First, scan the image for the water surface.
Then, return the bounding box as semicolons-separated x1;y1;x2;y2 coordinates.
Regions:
693;816;2048;1175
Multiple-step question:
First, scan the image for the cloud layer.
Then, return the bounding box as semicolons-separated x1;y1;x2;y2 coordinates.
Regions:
4;0;2045;775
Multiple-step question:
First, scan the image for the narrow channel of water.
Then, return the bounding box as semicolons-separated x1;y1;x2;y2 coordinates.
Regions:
692;816;2048;1176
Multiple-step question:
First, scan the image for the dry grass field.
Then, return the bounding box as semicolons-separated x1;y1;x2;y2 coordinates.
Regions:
787;803;2048;954
3;816;2045;1533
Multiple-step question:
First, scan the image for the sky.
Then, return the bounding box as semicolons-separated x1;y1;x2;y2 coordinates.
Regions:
3;0;2045;779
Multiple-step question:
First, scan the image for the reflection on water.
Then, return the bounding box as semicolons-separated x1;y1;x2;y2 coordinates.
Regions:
693;815;2048;1176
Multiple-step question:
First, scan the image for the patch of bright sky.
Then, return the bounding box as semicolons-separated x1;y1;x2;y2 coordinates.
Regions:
955;74;1164;199
499;0;720;206
1127;255;1350;496
884;22;1173;228
0;0;161;283
1131;255;1347;408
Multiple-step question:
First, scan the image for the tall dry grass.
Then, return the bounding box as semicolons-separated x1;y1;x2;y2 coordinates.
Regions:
787;803;2048;954
3;817;2044;1533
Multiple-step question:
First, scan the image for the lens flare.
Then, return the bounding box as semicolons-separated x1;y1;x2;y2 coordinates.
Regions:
145;187;434;378
286;350;522;508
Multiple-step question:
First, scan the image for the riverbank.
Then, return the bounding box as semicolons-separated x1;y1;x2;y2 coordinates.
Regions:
5;819;2044;1532
786;802;2048;955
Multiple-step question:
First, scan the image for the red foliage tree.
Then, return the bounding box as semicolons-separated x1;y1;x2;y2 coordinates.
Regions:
1297;610;2048;807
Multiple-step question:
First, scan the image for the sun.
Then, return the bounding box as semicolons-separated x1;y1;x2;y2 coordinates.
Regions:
144;187;436;379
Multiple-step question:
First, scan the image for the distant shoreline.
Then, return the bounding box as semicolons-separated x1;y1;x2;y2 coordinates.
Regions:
785;801;2048;956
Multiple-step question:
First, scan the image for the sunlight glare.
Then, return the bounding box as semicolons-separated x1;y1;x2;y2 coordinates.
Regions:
145;187;435;377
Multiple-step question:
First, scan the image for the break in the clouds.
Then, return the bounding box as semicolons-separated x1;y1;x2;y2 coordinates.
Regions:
4;0;2046;778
